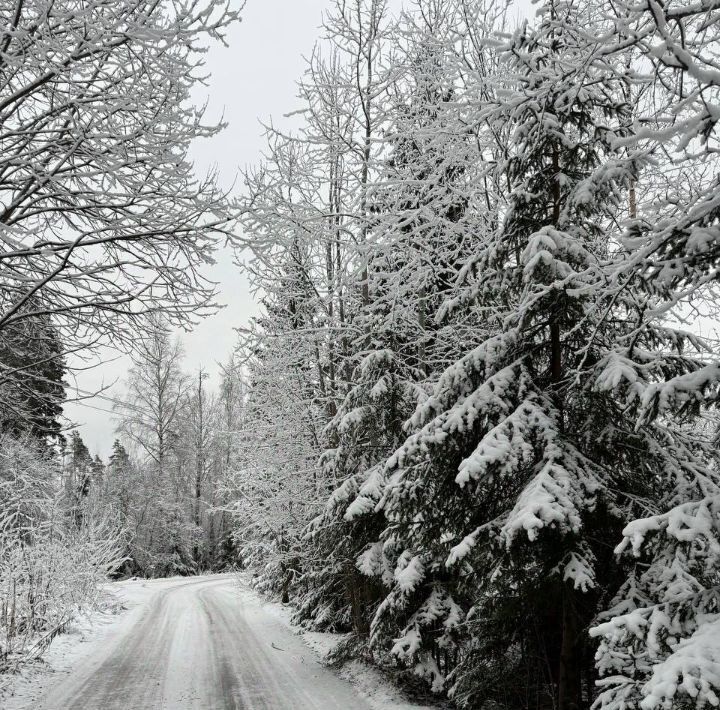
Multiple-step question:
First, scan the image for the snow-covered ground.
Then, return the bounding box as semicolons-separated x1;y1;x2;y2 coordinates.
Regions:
259;590;436;710
2;574;433;710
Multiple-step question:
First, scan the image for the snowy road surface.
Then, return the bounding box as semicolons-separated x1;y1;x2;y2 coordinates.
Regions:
30;575;375;710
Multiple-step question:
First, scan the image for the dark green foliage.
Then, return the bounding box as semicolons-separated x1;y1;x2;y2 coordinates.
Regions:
0;309;66;445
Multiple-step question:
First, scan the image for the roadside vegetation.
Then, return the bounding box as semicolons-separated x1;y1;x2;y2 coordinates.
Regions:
3;1;720;709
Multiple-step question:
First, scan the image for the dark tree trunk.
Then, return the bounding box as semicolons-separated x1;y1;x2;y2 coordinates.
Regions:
558;581;581;710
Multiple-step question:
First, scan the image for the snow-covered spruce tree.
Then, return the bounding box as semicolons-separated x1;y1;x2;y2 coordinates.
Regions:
591;451;720;710
585;2;720;708
300;0;491;646
300;349;420;639
0;303;66;444
354;4;714;707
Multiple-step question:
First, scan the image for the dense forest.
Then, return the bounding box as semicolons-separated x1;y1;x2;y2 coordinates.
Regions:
2;0;720;709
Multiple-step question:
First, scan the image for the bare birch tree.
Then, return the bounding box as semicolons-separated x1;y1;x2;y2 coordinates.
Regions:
116;322;187;478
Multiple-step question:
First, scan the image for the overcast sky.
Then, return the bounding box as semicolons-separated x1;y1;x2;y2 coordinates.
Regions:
64;0;331;457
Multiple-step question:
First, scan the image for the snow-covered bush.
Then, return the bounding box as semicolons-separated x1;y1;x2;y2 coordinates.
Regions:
0;435;125;679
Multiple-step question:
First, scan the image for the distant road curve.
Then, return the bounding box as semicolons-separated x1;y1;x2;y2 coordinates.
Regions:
37;574;373;710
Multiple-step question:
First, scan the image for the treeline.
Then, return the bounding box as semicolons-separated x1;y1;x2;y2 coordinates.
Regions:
71;326;244;578
233;1;720;709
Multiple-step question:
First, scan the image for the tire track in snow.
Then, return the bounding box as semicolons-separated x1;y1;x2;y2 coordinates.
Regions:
35;575;373;710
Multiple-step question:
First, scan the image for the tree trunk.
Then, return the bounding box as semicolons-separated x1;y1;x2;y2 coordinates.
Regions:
194;370;205;568
558;581;581;710
551;142;578;709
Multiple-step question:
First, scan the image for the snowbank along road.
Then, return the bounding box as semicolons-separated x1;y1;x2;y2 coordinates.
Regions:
30;575;374;710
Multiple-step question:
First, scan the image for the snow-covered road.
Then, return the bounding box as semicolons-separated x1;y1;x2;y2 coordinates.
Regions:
28;575;376;710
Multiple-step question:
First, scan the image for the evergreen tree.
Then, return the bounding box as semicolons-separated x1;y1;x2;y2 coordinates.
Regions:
89;454;106;500
69;431;93;496
301;348;420;637
0;307;66;444
109;439;131;473
301;0;490;645
351;4;714;707
585;2;720;708
66;430;94;526
107;439;134;522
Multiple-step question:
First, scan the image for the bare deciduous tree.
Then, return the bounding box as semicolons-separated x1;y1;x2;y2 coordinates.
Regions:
0;0;242;425
116;321;187;478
